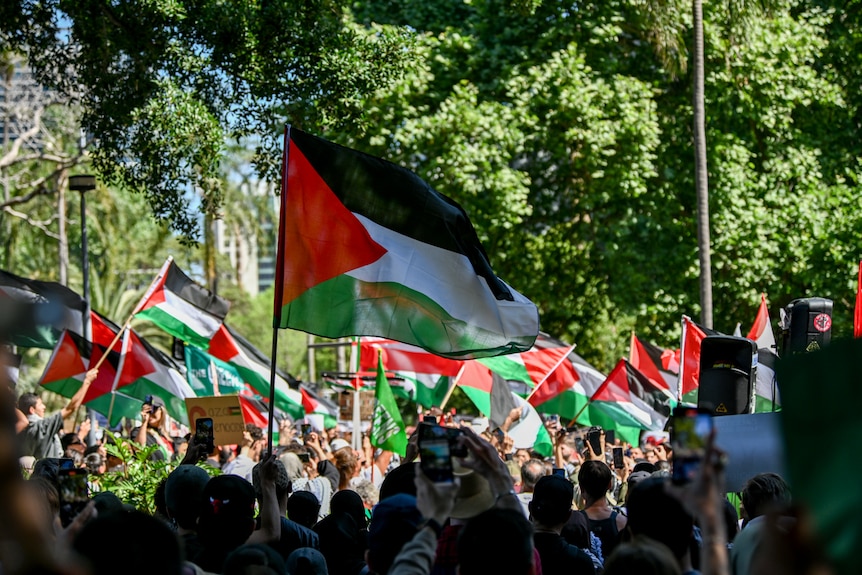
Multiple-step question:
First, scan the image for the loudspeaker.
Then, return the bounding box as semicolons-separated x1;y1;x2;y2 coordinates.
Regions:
781;297;833;356
697;336;757;416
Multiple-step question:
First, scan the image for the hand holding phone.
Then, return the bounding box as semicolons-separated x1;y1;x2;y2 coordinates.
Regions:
612;447;624;469
670;407;713;484
418;423;454;483
586;427;603;457
58;468;89;527
195;417;215;456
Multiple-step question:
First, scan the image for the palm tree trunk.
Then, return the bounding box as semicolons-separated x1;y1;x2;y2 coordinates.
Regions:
693;0;713;328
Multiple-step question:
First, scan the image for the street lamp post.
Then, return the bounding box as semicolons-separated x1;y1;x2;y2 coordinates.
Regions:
69;174;97;446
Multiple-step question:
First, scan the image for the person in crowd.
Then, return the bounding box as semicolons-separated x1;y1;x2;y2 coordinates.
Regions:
604;536;683;575
334;448;360;492
131;395;174;461
281;448;333;519
189;454;282;573
314;489;369;575
223;424;265;482
367;494;423;575
251;456;319;561
18;368;98;459
288;547;330;575
288;490;322;529
554;430;581;478
223;543;287;575
579;459;627;558
164;464;210;560
530;474;596;574
354;478;380;524
731;472;792;575
518;458;547;518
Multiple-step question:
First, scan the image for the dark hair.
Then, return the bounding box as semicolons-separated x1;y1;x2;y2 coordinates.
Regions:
84;453;104;475
741;472;790;520
223;544;286;575
287;491;320;529
17;392;39;414
520;459;545;492
578;460;613;500
72;510;183;575
626;477;693;559
458;508;534;575
603;535;682;575
27;476;60;517
245;424;264;441
252;458;292;503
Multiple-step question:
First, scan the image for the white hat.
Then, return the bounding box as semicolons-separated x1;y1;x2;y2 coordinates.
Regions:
330;438;351;452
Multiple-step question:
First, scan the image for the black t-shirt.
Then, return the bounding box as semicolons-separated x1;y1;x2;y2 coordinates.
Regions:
533;532;596;575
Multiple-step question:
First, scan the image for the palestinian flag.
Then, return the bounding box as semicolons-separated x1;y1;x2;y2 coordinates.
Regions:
41;312;122;406
678;316;720;402
322;369;417;401
480;334;576;398
0;269;86;348
134;257;230;349
458;360;552;456
239;395;269;429
207;325;304;420
746;293;777;352
300;386;338;430
754;348;779;412
359;337;461;407
588;359;672;432
89;329;195;426
629;332;678;398
275;128;539;360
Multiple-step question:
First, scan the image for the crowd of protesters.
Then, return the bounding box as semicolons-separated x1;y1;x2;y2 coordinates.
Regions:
0;356;833;575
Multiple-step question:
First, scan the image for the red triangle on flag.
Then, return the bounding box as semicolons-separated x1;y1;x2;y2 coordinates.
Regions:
630;333;670;392
592;359;634;404
40;331;87;383
746;293;770;341
281;138;388;306
300;387;318;414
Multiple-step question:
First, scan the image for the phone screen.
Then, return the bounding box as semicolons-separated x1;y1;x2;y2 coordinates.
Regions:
587;428;602;455
444;426;467;458
301;423;312;437
418;423;454;483
195;417;215;453
671;407;713;484
58;468;89;527
552;467;566;478
298;452;311;463
604;430;616;445
612;447;624;469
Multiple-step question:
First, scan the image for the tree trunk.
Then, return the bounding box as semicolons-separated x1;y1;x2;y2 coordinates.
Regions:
693;0;713;328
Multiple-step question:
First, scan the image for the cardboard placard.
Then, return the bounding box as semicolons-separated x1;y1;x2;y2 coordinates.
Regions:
339;390;375;421
185;396;245;446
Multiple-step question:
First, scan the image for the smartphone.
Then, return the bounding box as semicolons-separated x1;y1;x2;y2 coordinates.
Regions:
444;426;468;458
417;423;454;483
612;447;624;469
423;415;437;423
670;407;713;484
195;417;215;454
552;467;566;478
298;452;311;463
492;427;505;445
58;457;76;470
586;427;602;455
58;468;89;527
574;436;585;453
301;423;312;437
604;430;615;445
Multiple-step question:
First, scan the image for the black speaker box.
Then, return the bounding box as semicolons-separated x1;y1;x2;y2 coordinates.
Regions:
697;335;757;416
781;297;833;355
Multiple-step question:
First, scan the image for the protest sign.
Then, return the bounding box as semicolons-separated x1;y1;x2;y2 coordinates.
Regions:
185;395;245;445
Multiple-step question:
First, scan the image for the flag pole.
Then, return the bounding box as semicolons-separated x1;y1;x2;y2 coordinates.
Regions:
267;125;291;456
351;338;362;451
106;330;130;426
526;344;577;403
439;362;467;410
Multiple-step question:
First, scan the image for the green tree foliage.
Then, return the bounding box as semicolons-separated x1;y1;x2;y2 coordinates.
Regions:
347;0;862;369
0;0;411;239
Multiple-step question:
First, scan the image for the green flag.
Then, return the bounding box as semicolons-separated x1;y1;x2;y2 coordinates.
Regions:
185;344;246;396
370;354;408;456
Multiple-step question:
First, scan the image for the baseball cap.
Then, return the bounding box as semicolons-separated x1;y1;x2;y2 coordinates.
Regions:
531;475;574;526
330;438;350;452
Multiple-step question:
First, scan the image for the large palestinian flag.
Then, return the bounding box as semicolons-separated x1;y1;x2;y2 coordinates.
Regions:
0;269;87;348
275;128;539;360
629;332;678;400
678;316;720;402
207;325;304;420
134;257;230;349
745;294;780;412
